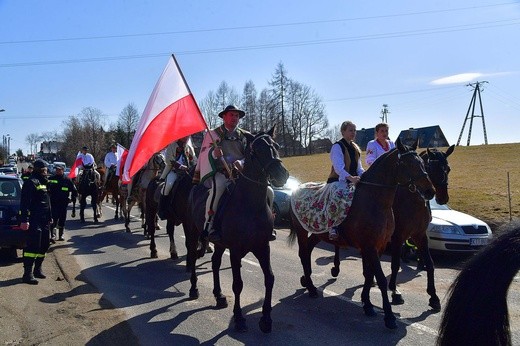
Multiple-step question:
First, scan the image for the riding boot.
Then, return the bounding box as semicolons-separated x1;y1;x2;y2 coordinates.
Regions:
22;258;38;285
50;228;56;244
33;257;46;279
58;227;64;241
206;220;222;243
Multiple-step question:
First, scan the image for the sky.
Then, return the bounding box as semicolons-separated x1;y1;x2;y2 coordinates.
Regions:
1;0;520;155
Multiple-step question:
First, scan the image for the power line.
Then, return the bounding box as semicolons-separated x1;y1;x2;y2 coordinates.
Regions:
1;2;517;45
2;18;519;68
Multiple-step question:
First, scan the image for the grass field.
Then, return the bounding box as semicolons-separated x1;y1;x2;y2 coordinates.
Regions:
281;143;520;231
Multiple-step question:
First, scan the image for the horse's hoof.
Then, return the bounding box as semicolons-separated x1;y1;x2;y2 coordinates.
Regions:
363;304;377;317
391;293;405;305
170;252;179;260
151;251;158;259
80;218;85;223
234;318;247;333
71;213;75;218
259;317;272;333
189;288;199;300
300;276;307;287
206;245;213;253
215;295;228;309
331;266;340;277
94;219;99;223
384;316;398;329
125;228;131;233
429;298;441;312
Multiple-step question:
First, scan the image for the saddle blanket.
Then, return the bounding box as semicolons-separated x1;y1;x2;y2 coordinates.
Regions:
291;181;355;234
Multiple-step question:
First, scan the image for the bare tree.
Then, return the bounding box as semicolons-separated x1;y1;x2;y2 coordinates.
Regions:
241;80;257;131
269;62;289;155
117;103;140;148
25;133;40;155
79;107;106;163
200;90;220;129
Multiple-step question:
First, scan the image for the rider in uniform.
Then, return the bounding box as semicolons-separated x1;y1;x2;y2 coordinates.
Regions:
197;105;249;243
19;159;52;285
103;144;119;188
158;136;197;220
48;163;77;242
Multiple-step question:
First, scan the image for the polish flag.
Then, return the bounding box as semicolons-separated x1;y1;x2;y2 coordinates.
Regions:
68;152;82;179
123;54;207;183
116;143;128;178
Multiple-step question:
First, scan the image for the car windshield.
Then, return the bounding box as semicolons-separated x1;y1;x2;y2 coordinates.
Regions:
0;179;21;199
429;199;451;211
0;168;15;173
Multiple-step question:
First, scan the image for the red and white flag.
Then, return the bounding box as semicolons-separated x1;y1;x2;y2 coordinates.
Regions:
116;143;128;178
68;152;82;179
123;54;207;183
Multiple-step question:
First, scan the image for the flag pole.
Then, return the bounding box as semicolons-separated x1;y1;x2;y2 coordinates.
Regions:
171;54;233;179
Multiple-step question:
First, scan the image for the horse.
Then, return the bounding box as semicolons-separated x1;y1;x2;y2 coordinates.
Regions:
124;153;165;233
437;221;520;346
143;166;205;259
288;138;435;329
185;125;289;333
387;145;455;311
96;166;121;219
327;145;455;311
77;165;101;223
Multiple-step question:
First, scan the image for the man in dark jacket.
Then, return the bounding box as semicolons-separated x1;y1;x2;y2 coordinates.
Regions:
48;163;77;242
20;164;33;182
19;159;52;285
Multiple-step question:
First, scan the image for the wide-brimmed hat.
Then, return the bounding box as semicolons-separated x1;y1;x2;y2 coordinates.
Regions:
218;105;245;119
82;146;89;150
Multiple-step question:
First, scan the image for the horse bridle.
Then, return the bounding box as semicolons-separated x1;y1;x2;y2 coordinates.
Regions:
423;154;449;188
397;150;429;193
238;134;282;187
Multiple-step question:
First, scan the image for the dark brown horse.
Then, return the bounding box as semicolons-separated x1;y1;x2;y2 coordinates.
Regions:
437;221;520;345
289;138;435;329
185;126;289;333
388;145;454;311
97;166;121;219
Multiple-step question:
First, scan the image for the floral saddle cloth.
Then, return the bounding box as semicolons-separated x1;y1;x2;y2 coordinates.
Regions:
291;181;355;234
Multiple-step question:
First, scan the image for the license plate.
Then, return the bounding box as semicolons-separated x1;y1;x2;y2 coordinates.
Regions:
470;238;489;246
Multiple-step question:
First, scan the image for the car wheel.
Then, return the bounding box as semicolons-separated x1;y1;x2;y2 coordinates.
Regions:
273;203;281;225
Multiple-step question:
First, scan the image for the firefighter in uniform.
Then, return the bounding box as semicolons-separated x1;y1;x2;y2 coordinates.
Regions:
19;159;52;285
21;164;33;181
48;163;77;242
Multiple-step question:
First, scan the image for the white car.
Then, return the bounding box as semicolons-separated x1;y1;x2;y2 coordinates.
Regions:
427;199;493;252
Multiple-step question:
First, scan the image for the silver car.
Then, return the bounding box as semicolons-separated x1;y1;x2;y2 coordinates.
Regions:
272;176;301;224
427;199;493;252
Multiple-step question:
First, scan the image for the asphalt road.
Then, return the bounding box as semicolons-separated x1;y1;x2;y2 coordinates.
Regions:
59;201;520;346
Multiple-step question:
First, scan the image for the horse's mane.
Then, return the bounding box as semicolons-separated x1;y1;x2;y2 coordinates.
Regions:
437;221;520;346
361;147;398;181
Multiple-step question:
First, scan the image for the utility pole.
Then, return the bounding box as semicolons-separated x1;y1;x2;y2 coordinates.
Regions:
380;104;389;123
457;81;489;146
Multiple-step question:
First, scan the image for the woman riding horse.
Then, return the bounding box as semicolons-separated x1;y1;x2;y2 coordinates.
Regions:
289;138;435;329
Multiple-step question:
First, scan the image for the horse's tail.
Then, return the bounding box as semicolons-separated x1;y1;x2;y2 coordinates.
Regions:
437;221;520;346
287;207;298;247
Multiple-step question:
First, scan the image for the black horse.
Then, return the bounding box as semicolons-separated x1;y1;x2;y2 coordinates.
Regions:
185;125;289;333
77;165;100;223
144;167;206;259
437;221;520;346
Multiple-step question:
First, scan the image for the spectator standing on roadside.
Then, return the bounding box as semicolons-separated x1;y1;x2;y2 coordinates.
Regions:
48;163;77;242
19;159;52;285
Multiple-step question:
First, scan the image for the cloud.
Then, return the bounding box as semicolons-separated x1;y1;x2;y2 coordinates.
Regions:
430;71;518;85
430;73;483;85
